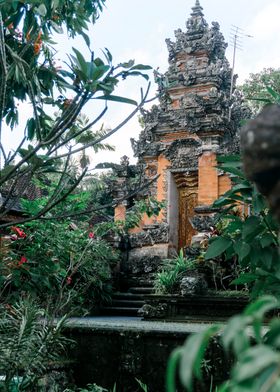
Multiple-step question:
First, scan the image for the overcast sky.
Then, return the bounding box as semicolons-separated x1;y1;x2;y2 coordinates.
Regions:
5;0;280;169
93;0;280;81
83;0;280;168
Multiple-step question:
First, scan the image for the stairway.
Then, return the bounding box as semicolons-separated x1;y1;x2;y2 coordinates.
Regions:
101;284;154;316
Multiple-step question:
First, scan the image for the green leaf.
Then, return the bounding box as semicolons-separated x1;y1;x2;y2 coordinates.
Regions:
90;65;110;81
260;233;275;248
265;212;280;232
233;241;251;262
232;345;280;383
230;183;252;193
222;314;251;354
264;319;280;348
95;95;137;105
258;247;273;269
266;85;280;100
205;237;232;260
5;44;29;69
0;165;15;178
51;0;60;9
25;118;36;140
249;97;272;103
231;274;257;285
220;166;245;178
130;64;153;71
135;378;148;392
213;197;232;208
216;381;232;392
80;31;90;48
119;60;135;68
226;219;243;233
37;4;47;16
252;192;267;214
244;295;279;319
179;325;220;391
50;20;63;34
72;47;88;76
166;348;182;392
242;216;262;240
102;48;113;63
18;145;35;158
127;70;149;81
217;155;241;163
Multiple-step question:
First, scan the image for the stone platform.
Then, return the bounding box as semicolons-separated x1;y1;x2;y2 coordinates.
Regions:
65;317;228;392
65;316;216;331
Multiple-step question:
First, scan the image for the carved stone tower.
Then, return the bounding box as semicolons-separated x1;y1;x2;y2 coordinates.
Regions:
117;1;246;268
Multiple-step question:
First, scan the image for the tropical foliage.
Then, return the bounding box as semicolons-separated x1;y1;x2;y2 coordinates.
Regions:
167;152;280;391
167;295;280;391
0;298;70;391
94;198;165;238
205;155;279;298
0;2;156;388
2;218;118;314
238;68;280;114
154;250;196;294
0;0;153;227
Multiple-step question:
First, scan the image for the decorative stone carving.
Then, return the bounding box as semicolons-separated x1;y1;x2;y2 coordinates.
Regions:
190;215;216;231
138;303;168;319
125;255;163;276
129;223;169;249
180;274;208;296
164;139;201;169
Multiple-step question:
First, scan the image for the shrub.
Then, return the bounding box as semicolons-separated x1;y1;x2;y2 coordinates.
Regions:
1;218;119;315
154;250;196;294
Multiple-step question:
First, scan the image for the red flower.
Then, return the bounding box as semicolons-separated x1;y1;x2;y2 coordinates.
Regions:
11;226;26;239
18;256;28;266
88;232;95;239
66;276;72;285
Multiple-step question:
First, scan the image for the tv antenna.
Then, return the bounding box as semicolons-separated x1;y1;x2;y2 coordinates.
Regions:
228;25;253;120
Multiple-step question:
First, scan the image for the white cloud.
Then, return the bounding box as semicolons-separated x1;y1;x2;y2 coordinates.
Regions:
233;1;280;83
248;2;280;40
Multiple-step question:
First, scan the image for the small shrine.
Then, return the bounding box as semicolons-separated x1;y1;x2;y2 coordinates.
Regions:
114;0;248;275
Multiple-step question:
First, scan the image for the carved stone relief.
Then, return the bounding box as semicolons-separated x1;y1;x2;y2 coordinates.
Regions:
164;139;201;169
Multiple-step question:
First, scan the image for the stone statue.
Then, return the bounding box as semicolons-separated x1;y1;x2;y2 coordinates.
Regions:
241;104;280;221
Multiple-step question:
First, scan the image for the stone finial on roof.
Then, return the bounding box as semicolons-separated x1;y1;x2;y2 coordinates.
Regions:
191;0;204;17
186;0;207;34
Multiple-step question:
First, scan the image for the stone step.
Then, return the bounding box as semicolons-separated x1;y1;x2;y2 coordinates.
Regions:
101;307;140;316
112;299;144;307
113;293;146;301
125;278;154;287
128;287;154;294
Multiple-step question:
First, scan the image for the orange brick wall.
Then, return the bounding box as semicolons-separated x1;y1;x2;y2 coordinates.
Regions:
132;154;170;228
129;213;155;234
172;99;180;109
198;151;218;205
114;204;126;221
218;174;231;197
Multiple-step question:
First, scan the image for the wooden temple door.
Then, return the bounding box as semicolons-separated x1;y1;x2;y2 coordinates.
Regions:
174;173;198;250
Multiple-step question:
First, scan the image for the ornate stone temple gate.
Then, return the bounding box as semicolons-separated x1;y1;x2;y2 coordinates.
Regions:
113;1;249;288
